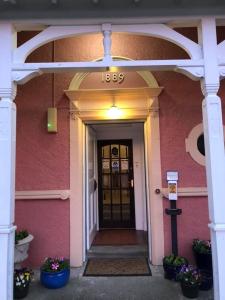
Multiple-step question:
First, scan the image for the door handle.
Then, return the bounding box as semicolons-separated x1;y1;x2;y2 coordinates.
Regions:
130;179;134;188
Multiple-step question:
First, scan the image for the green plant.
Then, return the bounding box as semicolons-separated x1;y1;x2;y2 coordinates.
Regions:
178;265;201;286
41;257;70;273
15;230;29;244
163;254;187;267
163;254;175;265
192;239;211;254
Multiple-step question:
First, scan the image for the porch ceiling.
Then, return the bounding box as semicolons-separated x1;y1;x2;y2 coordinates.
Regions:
1;0;225;25
65;87;162;121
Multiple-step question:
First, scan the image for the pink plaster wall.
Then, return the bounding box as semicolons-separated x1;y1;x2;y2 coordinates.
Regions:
15;29;225;266
15;200;70;267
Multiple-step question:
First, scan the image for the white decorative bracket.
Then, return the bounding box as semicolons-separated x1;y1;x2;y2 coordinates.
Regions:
176;66;204;80
102;23;112;63
12;70;43;84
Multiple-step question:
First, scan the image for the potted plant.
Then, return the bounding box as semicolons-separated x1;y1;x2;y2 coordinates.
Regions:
163;254;188;280
199;269;213;291
192;239;212;273
14;268;33;299
178;265;201;299
15;230;34;269
40;257;70;289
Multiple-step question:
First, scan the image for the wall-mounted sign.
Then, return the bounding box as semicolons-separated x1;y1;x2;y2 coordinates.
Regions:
167;171;178;200
101;72;125;84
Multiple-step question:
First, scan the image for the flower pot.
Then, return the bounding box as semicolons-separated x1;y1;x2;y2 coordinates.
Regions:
14;234;34;269
14;284;29;299
163;259;188;281
194;251;212;273
199;270;213;291
181;281;199;299
40;268;70;289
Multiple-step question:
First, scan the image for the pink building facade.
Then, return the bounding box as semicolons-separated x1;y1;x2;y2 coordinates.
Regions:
15;29;223;266
1;8;225;299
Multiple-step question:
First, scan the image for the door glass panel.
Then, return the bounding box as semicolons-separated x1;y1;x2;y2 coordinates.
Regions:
121;159;128;173
121;174;129;188
102;175;111;188
103;190;111;205
112;159;119;173
112;173;120;188
120;145;128;158
102;145;110;158
111;145;119;158
112;190;120;204
122;205;130;221
103;190;111;221
112;205;120;220
122;190;130;204
102;159;110;173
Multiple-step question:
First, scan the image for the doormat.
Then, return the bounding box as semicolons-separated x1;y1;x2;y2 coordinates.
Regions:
83;257;152;276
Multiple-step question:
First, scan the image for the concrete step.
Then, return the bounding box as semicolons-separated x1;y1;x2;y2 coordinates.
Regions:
87;245;148;258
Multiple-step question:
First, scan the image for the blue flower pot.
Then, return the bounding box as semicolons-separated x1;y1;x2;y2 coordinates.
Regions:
40;268;70;289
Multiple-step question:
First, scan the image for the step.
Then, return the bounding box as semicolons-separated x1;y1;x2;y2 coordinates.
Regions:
87;245;148;258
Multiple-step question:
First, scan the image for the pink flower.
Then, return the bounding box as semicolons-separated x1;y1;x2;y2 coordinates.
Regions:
51;262;59;270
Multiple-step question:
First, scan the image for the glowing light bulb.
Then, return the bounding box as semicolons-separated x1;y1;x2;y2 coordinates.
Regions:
107;105;122;119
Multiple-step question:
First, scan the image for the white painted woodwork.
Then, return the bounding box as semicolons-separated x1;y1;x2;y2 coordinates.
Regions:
199;17;225;300
13;59;204;84
70;116;84;266
85;126;98;250
0;23;17;300
15;190;70;200
13;25;101;63
113;24;202;59
102;23;112;62
144;101;164;265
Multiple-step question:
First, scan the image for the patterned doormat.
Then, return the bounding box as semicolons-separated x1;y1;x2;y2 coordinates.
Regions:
83;258;152;276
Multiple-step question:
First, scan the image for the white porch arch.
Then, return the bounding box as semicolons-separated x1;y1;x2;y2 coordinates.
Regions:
1;17;225;300
14;23;201;63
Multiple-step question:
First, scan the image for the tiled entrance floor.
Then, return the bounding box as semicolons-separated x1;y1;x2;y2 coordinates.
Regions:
92;229;147;246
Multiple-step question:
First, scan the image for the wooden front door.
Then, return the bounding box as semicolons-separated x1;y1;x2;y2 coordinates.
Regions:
98;140;135;228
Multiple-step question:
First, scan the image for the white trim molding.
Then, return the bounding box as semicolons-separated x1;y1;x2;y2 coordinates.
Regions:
15;190;70;200
161;187;207;198
185;123;205;166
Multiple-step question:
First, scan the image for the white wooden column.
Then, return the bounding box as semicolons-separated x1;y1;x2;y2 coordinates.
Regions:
199;17;225;300
0;23;17;300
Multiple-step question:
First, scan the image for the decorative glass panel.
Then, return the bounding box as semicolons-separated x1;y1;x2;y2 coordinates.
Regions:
102;145;110;158
121;159;128;173
112;159;119;173
102;159;110;173
111;145;119;158
120;145;128;158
